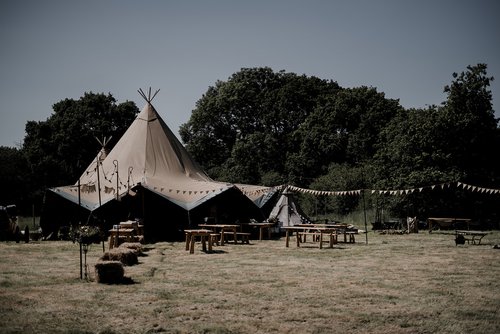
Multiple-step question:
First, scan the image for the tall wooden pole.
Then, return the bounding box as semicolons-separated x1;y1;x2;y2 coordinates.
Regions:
113;160;119;200
96;155;102;207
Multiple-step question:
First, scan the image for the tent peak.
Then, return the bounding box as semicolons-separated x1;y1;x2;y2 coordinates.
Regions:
138;87;160;104
95;135;112;160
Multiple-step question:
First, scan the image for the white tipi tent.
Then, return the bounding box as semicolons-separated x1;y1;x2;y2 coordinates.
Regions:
269;187;310;228
42;89;267;239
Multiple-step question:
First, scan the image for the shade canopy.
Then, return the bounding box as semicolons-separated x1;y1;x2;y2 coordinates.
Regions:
43;95;272;239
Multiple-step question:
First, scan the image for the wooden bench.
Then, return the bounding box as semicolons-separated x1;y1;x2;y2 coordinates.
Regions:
184;229;214;254
297;230;337;249
222;231;251;244
344;231;356;243
299;232;322;243
210;233;220;246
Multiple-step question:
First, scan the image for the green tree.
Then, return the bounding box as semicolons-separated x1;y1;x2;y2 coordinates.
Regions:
180;67;340;184
180;65;498;221
22;92;139;208
373;106;460;218
373;64;498;219
291;87;401;180
440;63;498;184
307;163;370;215
0;147;31;209
374;106;457;188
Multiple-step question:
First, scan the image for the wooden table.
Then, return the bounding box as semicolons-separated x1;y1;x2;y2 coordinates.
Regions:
119;220;144;236
184;229;214;254
198;224;239;245
296;224;357;243
245;222;274;240
108;227;135;249
427;218;471;232
455;230;489;245
282;226;338;249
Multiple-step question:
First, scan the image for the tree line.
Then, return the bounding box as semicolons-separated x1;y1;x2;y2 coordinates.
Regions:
179;64;499;221
0;64;498;222
0;93;139;214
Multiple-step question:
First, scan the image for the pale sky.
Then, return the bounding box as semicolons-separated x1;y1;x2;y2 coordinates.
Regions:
1;0;499;147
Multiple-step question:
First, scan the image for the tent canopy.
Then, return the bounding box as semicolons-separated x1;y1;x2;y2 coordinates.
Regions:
43;92;271;239
51;100;235;211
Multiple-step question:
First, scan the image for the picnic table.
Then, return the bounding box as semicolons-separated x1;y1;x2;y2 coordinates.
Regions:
282;226;338;249
427;217;471;231
244;222;274;240
184;229;215;254
108;227;135;249
119;220;144;235
198;224;240;245
296;224;357;243
455;230;489;245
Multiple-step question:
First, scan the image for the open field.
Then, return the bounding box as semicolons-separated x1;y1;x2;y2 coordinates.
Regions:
1;231;499;334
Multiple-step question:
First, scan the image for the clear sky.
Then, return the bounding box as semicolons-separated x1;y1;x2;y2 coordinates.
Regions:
1;0;499;147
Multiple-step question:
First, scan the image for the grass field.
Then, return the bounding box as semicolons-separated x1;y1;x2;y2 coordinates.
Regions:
1;230;499;334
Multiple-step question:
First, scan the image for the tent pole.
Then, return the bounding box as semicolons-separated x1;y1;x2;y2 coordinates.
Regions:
78;178;81;207
96;155;102;207
113;160;119;200
141;186;145;222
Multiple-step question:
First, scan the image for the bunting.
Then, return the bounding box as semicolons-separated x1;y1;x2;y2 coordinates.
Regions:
287;185;362;196
239;184;287;197
284;181;500;197
64;180;500;198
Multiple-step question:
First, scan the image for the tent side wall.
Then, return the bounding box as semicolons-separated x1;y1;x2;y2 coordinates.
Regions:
40;190;91;237
187;187;265;227
123;187;264;242
132;187;189;242
41;190;134;238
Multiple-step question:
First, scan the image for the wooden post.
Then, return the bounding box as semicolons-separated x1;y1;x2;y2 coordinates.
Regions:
96;155;102;207
79;242;83;279
362;189;368;245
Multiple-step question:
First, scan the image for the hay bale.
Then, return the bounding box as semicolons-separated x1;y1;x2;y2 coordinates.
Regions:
94;261;124;284
101;248;138;266
119;242;144;255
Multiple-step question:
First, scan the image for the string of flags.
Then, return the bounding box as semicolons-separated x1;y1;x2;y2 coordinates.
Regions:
68;183;232;196
288;185;362;196
65;181;500;197
240;184;287;197
287;181;500;197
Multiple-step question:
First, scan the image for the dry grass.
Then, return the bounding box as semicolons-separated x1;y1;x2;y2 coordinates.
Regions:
1;231;499;334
